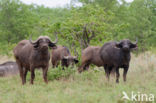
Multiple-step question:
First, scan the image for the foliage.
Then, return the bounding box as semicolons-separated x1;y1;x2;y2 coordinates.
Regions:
0;0;38;43
48;66;76;81
0;0;156;54
0;42;16;56
112;0;156;50
49;4;114;52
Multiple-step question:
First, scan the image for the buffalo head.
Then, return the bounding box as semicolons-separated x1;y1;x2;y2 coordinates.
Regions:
62;56;79;66
29;36;58;51
115;39;137;52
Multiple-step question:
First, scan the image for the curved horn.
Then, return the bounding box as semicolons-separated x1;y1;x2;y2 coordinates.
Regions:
73;56;77;59
131;38;138;45
47;35;58;44
116;42;120;45
74;47;79;57
134;38;138;44
29;36;35;44
115;41;122;49
29;35;41;45
53;34;58;44
115;41;121;46
63;56;69;59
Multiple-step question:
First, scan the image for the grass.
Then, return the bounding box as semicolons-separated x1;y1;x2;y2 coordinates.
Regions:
0;52;156;103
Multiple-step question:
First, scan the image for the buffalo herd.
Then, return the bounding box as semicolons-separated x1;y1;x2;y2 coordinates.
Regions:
0;35;138;85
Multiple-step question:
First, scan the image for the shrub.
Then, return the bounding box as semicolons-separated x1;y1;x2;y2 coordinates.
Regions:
48;65;76;81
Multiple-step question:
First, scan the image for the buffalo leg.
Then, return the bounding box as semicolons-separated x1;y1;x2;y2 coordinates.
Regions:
30;67;35;84
42;67;48;84
17;63;25;85
23;68;28;84
52;61;58;68
111;68;116;77
104;65;111;81
84;63;90;71
104;64;107;72
78;63;86;73
123;67;128;82
116;68;120;83
52;61;55;68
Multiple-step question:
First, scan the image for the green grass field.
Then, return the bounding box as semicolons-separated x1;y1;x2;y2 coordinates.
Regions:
0;52;156;103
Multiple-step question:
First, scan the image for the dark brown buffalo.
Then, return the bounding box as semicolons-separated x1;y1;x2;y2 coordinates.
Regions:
13;36;57;85
100;39;137;83
0;61;19;77
51;46;78;69
78;46;103;72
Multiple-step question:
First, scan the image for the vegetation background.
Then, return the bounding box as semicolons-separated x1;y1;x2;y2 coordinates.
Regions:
0;0;156;55
0;0;156;103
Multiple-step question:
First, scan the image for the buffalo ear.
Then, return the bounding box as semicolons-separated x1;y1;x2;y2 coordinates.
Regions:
74;59;79;64
130;43;137;49
33;43;39;48
49;42;57;49
33;45;38;48
115;42;122;48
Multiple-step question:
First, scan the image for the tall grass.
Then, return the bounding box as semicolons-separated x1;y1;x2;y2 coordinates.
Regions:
0;52;155;103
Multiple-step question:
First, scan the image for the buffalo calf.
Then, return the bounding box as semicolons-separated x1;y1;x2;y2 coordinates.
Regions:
51;46;78;69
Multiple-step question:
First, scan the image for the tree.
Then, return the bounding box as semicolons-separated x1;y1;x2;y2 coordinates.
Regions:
0;0;38;43
48;5;114;51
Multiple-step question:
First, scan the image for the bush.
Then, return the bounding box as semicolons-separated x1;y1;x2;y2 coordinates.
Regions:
0;42;16;56
48;65;76;81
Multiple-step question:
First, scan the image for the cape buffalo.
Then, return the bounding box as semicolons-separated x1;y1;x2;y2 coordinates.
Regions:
51;46;78;69
78;46;103;73
13;36;57;85
0;61;19;77
100;39;137;83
